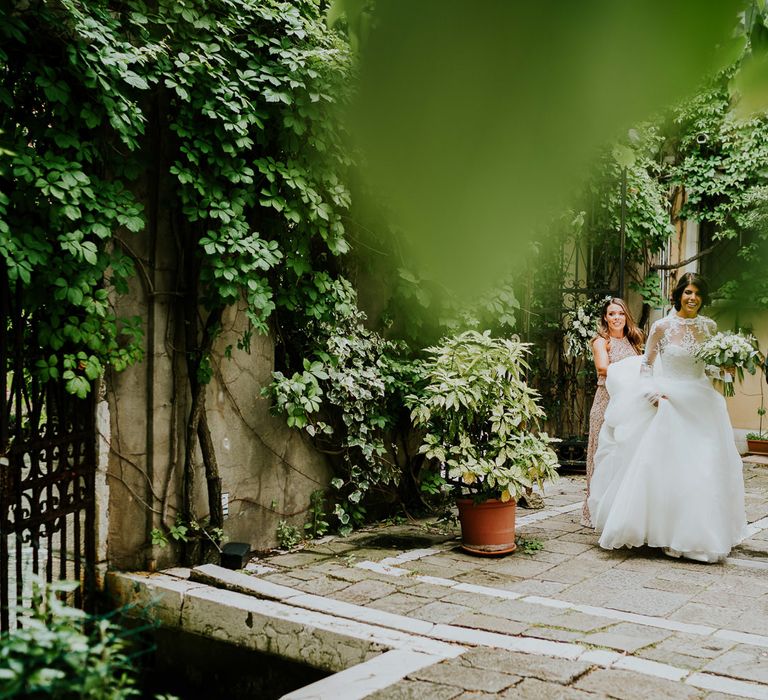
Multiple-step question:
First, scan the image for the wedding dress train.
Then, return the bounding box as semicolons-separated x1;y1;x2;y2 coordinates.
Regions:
587;313;747;563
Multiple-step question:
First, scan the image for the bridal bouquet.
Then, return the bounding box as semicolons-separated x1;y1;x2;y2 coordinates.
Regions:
695;331;760;397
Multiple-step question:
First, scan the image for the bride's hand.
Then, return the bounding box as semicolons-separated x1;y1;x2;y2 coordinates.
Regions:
644;391;666;407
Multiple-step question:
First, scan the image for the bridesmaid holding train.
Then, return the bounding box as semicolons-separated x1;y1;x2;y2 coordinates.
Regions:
581;297;644;528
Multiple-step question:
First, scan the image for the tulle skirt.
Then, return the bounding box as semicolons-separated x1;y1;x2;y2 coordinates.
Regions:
587;355;747;563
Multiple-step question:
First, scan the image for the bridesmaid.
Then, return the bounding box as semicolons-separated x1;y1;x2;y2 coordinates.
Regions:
581;297;644;527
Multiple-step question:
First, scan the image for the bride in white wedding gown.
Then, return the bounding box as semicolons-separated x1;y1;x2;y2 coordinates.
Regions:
587;273;747;563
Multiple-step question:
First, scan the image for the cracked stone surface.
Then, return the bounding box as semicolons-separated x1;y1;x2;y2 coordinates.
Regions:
499;677;599;699
451;612;529;636
333;579;399;604
369;592;431;615
408;662;521;693
460;648;592;684
702;645;768;684
366;680;460;700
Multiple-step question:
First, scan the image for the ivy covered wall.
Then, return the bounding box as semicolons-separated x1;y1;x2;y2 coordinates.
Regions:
0;0;383;564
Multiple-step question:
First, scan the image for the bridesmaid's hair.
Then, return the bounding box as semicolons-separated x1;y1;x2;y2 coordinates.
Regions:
595;297;644;353
671;272;710;310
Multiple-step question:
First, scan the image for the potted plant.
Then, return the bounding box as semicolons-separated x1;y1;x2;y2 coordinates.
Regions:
408;330;560;555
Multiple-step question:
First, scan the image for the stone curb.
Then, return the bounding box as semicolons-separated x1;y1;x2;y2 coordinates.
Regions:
105;569;464;674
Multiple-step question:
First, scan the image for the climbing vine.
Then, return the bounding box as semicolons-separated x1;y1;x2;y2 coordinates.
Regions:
1;0;436;541
265;278;423;532
0;1;150;397
669;68;768;306
1;0;378;543
560;127;678;318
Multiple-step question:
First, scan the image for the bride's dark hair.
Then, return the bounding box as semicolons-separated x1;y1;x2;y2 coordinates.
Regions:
671;272;710;310
595;297;644;353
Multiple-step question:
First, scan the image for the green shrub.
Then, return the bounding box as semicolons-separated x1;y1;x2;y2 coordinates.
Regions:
0;578;171;699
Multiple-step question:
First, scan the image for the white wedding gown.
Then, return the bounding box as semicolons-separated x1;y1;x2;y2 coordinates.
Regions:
587;312;747;562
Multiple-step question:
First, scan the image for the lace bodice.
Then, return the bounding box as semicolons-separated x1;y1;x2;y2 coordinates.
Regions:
641;313;718;381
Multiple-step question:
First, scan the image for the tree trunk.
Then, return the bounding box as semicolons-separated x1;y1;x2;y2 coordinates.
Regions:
198;411;223;530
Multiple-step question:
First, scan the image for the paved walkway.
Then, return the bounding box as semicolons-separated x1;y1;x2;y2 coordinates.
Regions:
244;458;768;699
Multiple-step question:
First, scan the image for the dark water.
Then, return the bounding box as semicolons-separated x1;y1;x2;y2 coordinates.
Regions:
141;627;329;699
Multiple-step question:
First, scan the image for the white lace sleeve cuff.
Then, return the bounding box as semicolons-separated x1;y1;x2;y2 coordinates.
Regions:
705;364;732;382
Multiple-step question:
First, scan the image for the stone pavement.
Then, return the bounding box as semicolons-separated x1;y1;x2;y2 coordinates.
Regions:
253;458;768;699
108;458;768;699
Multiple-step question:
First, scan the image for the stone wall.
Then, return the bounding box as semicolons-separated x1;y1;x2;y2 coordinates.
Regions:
102;208;331;571
205;305;333;550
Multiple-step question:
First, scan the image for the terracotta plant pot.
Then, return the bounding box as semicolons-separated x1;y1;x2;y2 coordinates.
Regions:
747;438;768;455
455;497;517;556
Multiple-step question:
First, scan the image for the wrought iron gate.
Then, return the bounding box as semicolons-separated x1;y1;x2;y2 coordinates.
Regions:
1;266;96;631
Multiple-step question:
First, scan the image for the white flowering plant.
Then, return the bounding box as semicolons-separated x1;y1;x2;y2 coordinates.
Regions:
694;331;761;397
563;297;611;359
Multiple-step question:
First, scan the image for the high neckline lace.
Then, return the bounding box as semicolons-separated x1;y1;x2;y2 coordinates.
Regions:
671;313;703;324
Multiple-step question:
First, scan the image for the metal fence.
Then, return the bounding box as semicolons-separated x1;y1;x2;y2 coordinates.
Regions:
1;266;96;631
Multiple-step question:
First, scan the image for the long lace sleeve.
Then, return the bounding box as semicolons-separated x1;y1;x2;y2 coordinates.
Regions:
641;320;663;378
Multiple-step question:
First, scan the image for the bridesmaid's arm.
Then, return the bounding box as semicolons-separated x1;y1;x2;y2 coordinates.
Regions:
592;337;609;379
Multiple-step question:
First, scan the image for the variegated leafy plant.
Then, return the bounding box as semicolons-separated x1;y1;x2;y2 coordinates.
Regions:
408;331;559;502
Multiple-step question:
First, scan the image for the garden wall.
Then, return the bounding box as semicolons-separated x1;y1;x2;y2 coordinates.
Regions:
102;208;331;571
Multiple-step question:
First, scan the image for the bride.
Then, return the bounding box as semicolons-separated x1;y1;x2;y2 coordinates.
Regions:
587;272;747;563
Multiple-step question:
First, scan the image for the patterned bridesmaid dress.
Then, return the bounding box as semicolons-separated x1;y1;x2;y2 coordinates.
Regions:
581;335;639;527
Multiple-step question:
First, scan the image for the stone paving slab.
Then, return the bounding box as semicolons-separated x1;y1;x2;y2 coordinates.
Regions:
578;620;673;653
573;667;702;699
407;662;521;694
702;645;768;684
366;680;462;700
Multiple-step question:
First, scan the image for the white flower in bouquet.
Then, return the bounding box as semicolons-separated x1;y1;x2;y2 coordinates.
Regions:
694;331;760;397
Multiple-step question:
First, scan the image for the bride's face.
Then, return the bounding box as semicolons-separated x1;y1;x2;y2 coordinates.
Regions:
605;303;627;334
680;284;702;316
